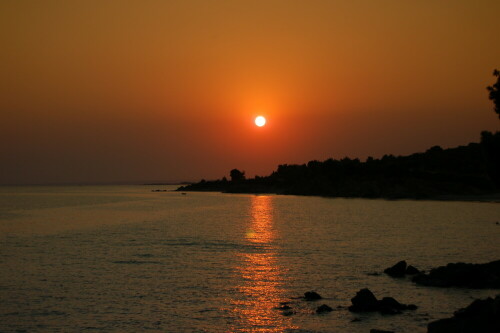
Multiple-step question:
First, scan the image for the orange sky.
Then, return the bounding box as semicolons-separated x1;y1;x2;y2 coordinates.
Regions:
1;0;499;184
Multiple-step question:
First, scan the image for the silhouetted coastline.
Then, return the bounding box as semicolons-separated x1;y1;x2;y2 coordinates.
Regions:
412;260;500;289
177;132;500;200
427;295;500;333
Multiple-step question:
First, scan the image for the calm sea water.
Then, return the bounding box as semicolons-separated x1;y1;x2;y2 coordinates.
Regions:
0;186;499;332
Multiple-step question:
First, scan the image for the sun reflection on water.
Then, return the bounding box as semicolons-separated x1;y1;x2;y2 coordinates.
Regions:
230;195;296;332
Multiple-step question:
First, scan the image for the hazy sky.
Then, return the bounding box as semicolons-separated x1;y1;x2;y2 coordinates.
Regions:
1;0;499;184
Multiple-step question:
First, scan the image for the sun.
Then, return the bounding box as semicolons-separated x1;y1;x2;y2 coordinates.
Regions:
255;116;266;127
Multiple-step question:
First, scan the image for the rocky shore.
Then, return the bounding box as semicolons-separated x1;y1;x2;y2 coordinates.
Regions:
381;259;500;332
412;260;500;289
428;295;500;333
278;259;500;332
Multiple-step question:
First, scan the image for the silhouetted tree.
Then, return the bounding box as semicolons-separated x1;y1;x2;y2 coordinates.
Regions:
230;169;245;182
487;69;500;119
481;131;500;187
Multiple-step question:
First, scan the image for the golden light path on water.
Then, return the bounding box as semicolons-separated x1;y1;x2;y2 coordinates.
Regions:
230;195;297;332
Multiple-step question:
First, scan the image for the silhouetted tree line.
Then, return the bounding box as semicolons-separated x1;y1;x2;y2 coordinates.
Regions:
177;138;499;198
177;70;500;198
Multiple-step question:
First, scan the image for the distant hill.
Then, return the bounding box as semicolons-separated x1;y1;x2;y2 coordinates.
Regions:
177;131;500;199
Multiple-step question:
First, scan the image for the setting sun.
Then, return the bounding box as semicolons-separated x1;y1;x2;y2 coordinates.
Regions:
255;116;266;127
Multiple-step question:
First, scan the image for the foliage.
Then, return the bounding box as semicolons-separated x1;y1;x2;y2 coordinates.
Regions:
229;169;245;182
480;131;500;187
487;69;500;119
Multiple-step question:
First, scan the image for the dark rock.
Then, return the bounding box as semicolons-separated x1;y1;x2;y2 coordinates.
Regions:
379;307;402;315
406;265;420;275
367;272;381;276
276;305;292;310
384;260;407;277
413;273;448;287
349;288;379;312
349;289;416;315
407;304;418;310
427;295;500;333
304;291;322;301
413;260;500;289
370;330;394;333
453;297;497;318
351;317;361;322
282;310;294;316
316;304;333;313
379;297;407;311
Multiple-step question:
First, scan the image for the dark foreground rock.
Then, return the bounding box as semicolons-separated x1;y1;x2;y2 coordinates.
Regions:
304;291;322;301
427;295;500;333
370;330;395;333
350;288;379;311
348;288;417;314
413;260;500;288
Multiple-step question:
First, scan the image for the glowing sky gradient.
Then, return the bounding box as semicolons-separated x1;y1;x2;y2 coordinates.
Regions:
1;0;499;184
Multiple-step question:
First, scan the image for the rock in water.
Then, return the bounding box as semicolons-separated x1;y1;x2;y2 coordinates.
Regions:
379;297;407;310
276;304;291;310
407;304;418;310
427;295;500;333
349;289;418;314
384;260;407;277
349;288;379;312
316;304;333;313
406;265;420;275
413;260;500;288
304;291;322;301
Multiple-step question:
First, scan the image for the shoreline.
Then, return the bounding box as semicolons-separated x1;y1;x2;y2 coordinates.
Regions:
176;188;500;203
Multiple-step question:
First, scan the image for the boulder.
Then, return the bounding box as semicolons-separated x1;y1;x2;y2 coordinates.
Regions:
406;265;420;275
384;260;407;277
427;295;500;333
349;289;417;314
316;304;333;313
379;297;407;311
304;291;322;301
349;288;380;312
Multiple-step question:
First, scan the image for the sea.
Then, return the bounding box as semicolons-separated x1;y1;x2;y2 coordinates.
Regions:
0;185;499;332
